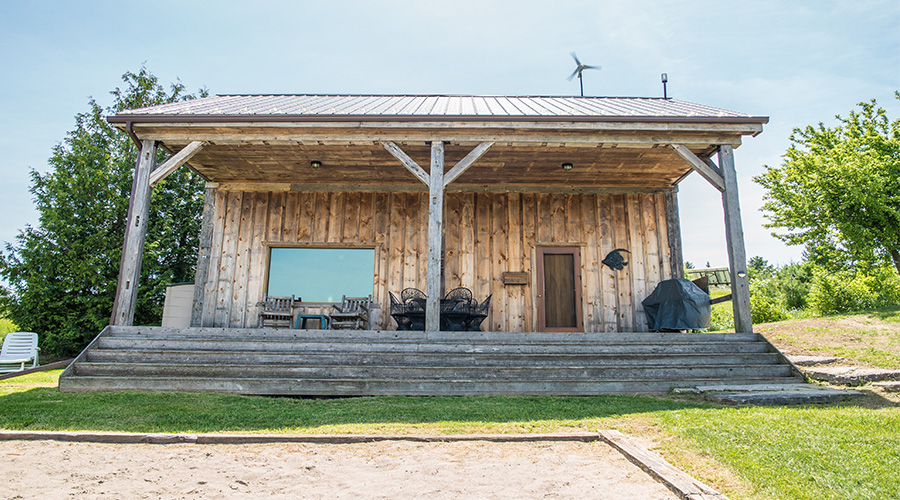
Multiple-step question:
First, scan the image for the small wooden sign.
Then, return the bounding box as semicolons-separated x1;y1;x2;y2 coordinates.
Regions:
501;272;529;285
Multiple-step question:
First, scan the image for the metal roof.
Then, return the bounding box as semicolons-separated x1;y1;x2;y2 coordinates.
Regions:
111;94;768;123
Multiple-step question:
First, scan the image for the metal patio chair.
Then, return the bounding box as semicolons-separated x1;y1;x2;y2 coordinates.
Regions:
466;294;492;331
389;292;412;330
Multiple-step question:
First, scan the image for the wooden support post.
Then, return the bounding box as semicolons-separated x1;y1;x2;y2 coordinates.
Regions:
191;185;218;327
382;140;492;332
110;139;157;326
718;145;753;333
426;141;444;332
665;188;684;279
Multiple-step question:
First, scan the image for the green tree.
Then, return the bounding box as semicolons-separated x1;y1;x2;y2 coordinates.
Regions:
754;94;900;275
0;68;207;356
748;255;774;278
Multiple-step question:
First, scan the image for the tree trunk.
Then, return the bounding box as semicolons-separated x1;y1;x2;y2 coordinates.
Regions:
891;248;900;276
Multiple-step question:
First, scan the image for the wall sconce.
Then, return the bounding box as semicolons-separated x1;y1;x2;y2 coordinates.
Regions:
737;271;747;278
561;162;573;171
310;160;322;169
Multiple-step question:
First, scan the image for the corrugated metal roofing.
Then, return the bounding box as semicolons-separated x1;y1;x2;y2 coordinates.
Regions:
112;94;766;122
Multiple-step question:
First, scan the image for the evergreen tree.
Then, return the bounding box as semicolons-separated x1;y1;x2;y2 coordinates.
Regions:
0;68;208;356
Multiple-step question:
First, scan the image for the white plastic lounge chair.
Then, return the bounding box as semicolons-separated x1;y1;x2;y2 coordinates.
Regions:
0;332;39;373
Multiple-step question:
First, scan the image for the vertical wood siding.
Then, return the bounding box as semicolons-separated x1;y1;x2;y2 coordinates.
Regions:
197;190;674;332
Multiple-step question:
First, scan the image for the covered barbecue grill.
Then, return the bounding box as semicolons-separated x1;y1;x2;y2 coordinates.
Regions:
642;278;711;331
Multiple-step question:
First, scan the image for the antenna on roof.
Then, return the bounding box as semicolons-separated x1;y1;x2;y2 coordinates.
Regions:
661;73;668;99
567;52;601;97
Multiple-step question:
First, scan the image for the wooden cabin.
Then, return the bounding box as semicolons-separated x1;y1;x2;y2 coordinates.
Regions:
107;95;766;335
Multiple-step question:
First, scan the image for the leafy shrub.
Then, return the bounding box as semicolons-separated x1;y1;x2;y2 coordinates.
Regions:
771;261;815;310
707;304;734;332
750;294;791;324
808;268;892;315
0;317;18;345
866;266;900;307
749;279;791;324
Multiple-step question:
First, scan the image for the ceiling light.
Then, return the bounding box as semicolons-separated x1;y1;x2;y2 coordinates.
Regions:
310;160;322;169
561;162;573;171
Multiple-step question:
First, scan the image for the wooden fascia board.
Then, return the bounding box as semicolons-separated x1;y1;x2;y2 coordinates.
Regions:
671;143;726;192
118;119;764;135
129;131;745;149
148;141;206;186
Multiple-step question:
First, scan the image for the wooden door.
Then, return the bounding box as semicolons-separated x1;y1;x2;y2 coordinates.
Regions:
536;247;583;332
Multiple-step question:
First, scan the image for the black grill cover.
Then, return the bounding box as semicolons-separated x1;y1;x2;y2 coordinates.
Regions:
642;278;711;331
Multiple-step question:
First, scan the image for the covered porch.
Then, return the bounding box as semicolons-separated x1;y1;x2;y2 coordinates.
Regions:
107;95;766;335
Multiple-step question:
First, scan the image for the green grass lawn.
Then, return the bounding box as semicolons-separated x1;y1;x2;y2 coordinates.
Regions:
1;369;898;500
761;305;900;370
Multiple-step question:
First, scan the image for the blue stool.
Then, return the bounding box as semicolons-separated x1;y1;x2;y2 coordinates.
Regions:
296;314;330;330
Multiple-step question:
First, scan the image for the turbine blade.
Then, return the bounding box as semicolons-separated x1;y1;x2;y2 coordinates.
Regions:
567;68;580;81
583;65;601;71
570;52;581;66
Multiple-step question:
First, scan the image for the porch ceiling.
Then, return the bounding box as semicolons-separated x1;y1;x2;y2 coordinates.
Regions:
159;140;703;189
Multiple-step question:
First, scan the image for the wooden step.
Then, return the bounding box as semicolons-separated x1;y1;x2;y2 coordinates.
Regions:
59;326;803;396
73;361;794;380
58;375;804;396
93;337;773;355
84;349;782;367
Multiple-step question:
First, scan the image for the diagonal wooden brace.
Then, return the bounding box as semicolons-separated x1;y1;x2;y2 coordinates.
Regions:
149;141;206;186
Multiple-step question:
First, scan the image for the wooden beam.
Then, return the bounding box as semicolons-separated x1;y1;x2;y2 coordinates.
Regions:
426;141;444;332
138;130;748;148
665;189;684;280
190;185;218;327
671;144;726;192
110;139;157;326
443;142;493;187
718;145;753;333
381;141;429;185
702;157;723;178
149;140;205;186
212;181;675;195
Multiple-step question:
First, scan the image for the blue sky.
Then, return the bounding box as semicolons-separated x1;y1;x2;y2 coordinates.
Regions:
1;0;897;268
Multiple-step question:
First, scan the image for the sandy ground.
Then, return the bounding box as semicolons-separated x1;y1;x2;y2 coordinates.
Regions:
0;439;680;500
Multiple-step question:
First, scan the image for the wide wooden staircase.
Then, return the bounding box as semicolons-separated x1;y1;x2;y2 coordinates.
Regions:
59;326;803;395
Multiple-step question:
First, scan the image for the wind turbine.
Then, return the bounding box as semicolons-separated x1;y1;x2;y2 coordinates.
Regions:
567;52;601;97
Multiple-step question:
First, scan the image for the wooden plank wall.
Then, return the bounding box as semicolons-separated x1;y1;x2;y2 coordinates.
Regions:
197;190;674;332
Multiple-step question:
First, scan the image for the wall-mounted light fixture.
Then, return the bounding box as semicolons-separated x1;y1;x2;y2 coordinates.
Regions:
737;271;747;278
561;162;573;171
310;160;322;169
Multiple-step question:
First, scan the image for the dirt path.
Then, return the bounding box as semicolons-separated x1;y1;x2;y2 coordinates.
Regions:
0;439;679;499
